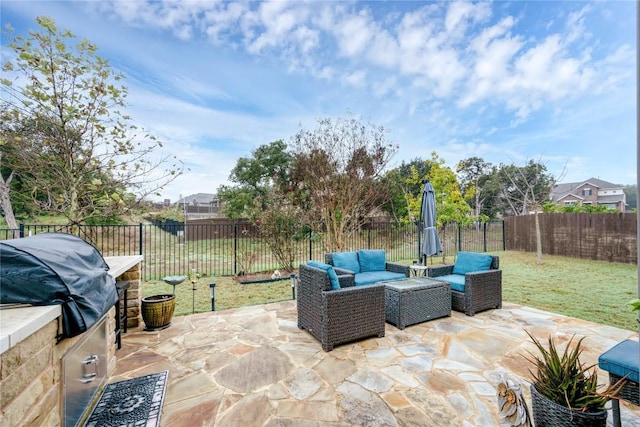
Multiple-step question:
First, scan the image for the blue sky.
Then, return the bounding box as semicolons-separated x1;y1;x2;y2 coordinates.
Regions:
1;1;636;202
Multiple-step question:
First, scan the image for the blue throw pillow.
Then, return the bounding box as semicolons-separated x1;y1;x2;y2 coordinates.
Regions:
358;249;386;272
307;261;340;290
331;251;360;274
453;251;493;275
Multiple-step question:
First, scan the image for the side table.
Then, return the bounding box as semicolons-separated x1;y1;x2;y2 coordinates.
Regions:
409;264;429;277
384;277;451;329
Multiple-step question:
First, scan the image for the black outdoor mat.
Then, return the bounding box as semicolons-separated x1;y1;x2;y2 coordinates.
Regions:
83;371;168;427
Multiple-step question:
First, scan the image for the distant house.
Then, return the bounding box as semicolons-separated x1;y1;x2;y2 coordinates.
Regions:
549;178;626;212
176;193;224;218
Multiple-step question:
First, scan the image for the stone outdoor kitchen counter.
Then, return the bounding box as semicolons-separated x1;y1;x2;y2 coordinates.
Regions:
0;255;142;354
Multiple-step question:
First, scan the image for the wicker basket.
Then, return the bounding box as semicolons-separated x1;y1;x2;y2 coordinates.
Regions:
141;294;176;331
530;384;608;427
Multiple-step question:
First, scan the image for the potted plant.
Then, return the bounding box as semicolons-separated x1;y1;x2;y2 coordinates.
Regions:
524;330;624;427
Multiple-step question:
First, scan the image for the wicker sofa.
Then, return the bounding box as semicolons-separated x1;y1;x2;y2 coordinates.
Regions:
427;251;502;316
297;263;386;351
324;250;409;286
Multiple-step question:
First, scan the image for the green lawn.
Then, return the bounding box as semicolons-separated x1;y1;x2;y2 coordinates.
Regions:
142;250;639;332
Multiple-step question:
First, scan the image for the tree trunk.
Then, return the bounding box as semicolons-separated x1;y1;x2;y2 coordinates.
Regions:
0;171;18;230
535;210;542;265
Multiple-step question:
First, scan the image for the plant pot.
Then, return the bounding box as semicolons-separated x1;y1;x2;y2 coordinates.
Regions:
141;294;176;331
530;384;608;427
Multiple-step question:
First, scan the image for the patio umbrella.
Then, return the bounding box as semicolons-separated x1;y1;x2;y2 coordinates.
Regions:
419;179;442;264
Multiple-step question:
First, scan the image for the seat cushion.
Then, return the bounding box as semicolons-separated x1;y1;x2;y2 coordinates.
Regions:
435;274;466;292
598;339;639;383
332;251;361;274
307;261;340;290
355;271;405;286
453;252;493;275
358;249;386;272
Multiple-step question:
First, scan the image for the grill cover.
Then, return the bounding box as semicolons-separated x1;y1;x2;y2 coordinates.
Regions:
1;233;118;338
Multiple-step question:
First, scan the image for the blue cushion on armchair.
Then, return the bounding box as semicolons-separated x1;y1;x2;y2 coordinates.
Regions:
307;261;340;290
453;251;493;275
358;249;386;272
332;251;361;274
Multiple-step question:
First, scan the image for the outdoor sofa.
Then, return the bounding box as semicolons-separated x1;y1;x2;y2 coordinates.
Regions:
297;262;385;351
427;251;502;316
324;249;409;286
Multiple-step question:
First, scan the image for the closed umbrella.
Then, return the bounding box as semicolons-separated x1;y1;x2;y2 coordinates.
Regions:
419;179;442;264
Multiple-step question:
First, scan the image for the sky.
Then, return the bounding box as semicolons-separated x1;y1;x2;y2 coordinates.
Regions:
1;1;637;203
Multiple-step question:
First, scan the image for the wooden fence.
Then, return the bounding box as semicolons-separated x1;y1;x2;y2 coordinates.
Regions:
505;213;637;264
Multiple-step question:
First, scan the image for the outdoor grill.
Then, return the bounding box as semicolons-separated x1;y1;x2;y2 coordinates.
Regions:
1;232;119;427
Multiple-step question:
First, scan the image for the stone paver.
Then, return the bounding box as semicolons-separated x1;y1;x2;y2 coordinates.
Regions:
113;300;640;426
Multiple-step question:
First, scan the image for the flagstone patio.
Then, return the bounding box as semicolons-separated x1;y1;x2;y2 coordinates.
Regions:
113;300;640;426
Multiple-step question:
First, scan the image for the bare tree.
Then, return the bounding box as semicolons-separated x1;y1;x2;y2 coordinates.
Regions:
499;159;555;264
290;116;398;251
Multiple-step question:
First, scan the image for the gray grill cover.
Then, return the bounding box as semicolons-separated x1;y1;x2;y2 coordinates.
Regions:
1;233;117;338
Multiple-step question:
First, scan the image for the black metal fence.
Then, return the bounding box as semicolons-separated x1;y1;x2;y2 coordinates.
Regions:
1;221;505;280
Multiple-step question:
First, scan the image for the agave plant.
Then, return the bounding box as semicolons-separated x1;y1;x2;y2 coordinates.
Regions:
524;330;624;412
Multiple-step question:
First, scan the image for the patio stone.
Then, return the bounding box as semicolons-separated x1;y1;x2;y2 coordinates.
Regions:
314;356;357;384
214;346;293;393
286;367;322;399
275;400;340;422
112;300;640;426
336;382;398;426
216;393;271;427
347;366;394;393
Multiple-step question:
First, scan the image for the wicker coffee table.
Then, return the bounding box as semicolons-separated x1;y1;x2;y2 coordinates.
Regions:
383;277;451;329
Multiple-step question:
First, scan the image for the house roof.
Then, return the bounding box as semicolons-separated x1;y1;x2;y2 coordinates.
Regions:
550;177;621;202
176;193;217;205
597;194;624;203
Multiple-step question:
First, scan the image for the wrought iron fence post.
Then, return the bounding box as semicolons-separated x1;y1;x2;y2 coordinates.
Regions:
138;223;143;256
502;220;506;250
483;222;488;252
19;223;24;238
233;223;238;275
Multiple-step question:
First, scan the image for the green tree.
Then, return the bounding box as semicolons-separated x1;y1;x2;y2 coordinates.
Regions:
381;158;432;223
623;184;637;211
456;157;494;221
406;153;474;263
0;17;182;227
217;140;293;219
290;116;398;251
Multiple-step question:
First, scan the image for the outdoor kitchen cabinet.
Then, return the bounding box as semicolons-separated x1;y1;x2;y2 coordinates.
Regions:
0;254;142;427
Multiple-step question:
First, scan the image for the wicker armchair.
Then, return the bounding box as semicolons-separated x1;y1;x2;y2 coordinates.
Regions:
427;255;502;316
297;263;386;351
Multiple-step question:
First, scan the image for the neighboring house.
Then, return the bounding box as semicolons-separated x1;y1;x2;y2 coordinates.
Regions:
549;178;626;212
176;193;224;218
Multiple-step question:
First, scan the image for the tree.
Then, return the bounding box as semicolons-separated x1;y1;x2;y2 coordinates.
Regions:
623;185;637;211
253;186;305;272
0;17;182;227
290;116;398;251
456;157;494;221
405;153;473;263
217;140;293;219
498;159;555;264
381;158;432;223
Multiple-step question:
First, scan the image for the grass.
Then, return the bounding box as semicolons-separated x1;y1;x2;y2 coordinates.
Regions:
142;275;292;317
142;250;639;331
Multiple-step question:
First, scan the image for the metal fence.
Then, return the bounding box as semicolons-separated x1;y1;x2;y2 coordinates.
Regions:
1;221;505;280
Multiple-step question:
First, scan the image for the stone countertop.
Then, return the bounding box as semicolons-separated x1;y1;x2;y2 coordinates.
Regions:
0;255;143;354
